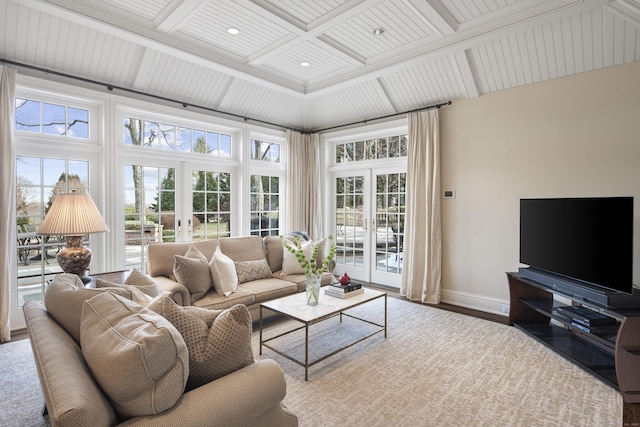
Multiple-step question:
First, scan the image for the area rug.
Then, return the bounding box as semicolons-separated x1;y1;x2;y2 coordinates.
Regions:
0;295;622;426
252;295;622;427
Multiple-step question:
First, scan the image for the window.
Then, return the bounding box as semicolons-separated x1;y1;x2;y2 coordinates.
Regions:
16;156;90;304
15;98;89;138
123;165;176;271
250;175;280;236
192;170;232;240
251;139;280;162
124;117;231;156
335;134;407;163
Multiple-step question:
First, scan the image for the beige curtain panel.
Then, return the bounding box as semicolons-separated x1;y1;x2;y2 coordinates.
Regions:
400;109;442;304
0;64;17;342
285;130;321;239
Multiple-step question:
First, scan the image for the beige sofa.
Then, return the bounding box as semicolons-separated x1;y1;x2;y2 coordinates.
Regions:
23;273;298;427
147;235;334;320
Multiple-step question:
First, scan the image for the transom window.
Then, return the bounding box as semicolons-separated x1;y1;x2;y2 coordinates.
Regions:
124;117;231;157
251;139;280;162
335;134;407;163
15;98;89;138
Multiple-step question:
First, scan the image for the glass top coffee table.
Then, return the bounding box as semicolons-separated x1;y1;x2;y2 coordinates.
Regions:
259;287;387;380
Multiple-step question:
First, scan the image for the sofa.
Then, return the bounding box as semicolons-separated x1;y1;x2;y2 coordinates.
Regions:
146;235;335;320
23;273;298;427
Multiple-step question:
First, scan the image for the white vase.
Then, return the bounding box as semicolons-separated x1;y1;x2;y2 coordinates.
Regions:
305;273;321;306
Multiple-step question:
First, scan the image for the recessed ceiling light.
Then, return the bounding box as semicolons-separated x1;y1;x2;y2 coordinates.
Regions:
300;61;310;67
227;27;240;35
373;28;385;36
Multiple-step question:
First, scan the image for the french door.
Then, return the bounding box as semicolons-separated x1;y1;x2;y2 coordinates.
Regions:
119;158;235;272
333;168;405;288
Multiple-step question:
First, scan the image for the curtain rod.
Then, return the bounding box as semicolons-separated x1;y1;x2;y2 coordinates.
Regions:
312;100;452;133
2;58;451;134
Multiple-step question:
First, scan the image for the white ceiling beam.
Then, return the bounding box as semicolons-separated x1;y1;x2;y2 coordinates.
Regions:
451;50;480;99
155;0;209;33
403;0;458;36
132;48;157;90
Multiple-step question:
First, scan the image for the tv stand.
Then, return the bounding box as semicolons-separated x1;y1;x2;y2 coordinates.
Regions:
507;272;640;426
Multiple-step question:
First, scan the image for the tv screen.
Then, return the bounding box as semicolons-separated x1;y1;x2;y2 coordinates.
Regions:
520;197;634;294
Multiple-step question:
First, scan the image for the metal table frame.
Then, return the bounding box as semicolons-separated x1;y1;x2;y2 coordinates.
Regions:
259;289;387;380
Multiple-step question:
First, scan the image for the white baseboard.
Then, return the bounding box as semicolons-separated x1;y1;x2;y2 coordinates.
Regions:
441;289;509;317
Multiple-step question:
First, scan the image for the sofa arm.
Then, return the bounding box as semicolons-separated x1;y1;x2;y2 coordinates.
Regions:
152;276;191;306
120;359;297;427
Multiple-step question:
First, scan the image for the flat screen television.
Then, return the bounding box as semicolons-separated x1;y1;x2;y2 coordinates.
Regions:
519;197;634;295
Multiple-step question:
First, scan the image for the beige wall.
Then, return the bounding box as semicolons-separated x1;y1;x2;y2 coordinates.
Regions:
439;61;640;314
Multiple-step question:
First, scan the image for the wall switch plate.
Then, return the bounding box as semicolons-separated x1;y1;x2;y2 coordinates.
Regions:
444;190;456;198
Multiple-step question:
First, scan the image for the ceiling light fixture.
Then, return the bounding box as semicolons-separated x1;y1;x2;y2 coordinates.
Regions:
373;28;385;36
227;27;240;35
300;61;310;67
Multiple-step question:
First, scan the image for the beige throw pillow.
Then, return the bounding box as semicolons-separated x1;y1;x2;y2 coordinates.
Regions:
124;268;159;295
81;292;189;418
208;246;238;297
95;274;159;298
282;239;314;274
44;273;132;344
235;259;273;283
162;298;254;391
173;245;212;302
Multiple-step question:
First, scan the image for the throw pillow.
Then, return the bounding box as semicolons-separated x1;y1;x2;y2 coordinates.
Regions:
44;273;132;344
162;298;254;391
95;274;158;298
80;292;189;418
235;259;273;284
208;246;238;297
95;279;168;314
124;268;159;296
282;239;314;274
173;245;212;302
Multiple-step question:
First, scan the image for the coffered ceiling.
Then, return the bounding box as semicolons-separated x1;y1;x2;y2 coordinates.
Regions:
1;0;639;131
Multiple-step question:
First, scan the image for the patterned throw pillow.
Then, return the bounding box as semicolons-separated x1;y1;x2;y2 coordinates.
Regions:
235;259;273;284
81;292;189;418
208;246;238;297
162;298;254;391
173;245;212;303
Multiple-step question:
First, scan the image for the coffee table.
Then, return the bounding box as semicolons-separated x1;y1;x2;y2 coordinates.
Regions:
259;287;387;380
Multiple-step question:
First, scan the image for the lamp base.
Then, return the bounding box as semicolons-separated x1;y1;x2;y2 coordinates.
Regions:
57;235;92;281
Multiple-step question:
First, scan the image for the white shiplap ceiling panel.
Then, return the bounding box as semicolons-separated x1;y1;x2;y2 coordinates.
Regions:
134;50;234;109
178;0;292;58
219;79;305;128
1;0;639;131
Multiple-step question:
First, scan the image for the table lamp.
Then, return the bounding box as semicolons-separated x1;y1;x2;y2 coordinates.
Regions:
37;191;109;283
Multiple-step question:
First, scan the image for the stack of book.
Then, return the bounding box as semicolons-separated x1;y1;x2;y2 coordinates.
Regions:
324;282;364;299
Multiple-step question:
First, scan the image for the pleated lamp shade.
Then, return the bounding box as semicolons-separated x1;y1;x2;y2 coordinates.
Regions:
37;192;108;283
38;192;109;236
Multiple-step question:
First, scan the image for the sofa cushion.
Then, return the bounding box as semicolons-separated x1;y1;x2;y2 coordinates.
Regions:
162;298;254;391
282;239;314;274
44;273;132;344
263;235;284;272
80;292;189;418
209;246;238;297
173;245;212;302
192;286;256;311
219;235;266;262
235;259;273;284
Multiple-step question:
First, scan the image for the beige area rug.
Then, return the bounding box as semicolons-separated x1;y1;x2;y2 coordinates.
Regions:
253;295;622;427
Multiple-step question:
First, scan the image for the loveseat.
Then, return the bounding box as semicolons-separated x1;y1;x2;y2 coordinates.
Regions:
24;273;298;427
147;235;335;320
